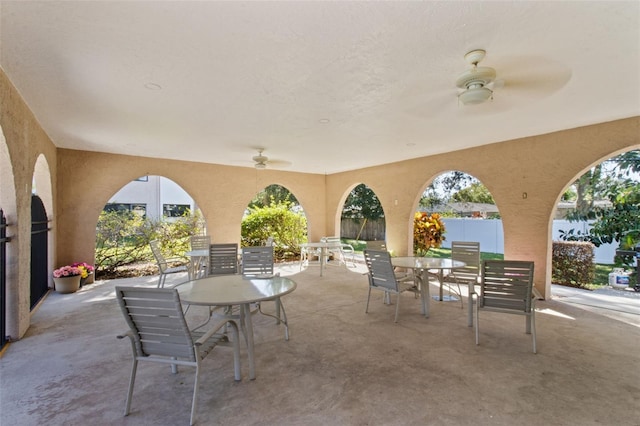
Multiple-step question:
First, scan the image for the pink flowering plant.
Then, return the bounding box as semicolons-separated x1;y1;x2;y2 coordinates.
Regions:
53;265;82;278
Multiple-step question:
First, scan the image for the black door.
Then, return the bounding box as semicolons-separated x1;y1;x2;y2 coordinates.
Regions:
0;208;8;349
30;195;49;309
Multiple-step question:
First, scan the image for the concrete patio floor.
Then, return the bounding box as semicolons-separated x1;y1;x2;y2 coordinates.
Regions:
1;261;639;426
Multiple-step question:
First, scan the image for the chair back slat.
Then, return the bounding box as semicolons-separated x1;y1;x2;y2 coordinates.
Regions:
241;246;274;276
116;286;197;362
451;241;481;282
209;243;239;275
190;235;211;251
481;260;534;312
363;249;399;291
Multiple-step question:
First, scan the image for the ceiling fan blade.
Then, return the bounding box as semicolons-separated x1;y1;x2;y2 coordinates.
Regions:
266;159;292;169
493;56;572;99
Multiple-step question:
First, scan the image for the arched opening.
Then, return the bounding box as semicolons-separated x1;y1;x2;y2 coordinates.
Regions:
32;154;54;290
30;195;49;308
241;183;306;263
96;175;203;279
0;126;17;348
551;149;640;292
340;183;386;251
416;170;504;258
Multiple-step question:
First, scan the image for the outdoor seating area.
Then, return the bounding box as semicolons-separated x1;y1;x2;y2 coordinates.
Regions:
1;263;639;425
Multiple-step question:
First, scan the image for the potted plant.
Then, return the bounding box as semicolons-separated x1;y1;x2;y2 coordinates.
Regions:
52;265;83;294
72;262;95;287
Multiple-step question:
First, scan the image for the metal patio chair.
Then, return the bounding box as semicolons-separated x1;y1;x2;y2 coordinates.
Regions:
364;249;421;323
446;241;481;326
473;260;537;353
241;246;290;340
208;243;239;276
115;286;241;425
150;240;188;288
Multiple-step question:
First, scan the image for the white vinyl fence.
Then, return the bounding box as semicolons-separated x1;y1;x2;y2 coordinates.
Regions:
441;218;618;264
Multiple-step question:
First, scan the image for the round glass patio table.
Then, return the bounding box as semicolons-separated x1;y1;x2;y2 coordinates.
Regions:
391;257;466;314
176;275;297;380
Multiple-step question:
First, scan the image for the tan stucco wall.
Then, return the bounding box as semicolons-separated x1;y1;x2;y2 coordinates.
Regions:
56;150;326;268
2;65;639;339
0;69;57;340
326;117;640;298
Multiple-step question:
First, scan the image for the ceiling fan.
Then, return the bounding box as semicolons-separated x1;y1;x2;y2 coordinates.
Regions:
251;149;291;169
456;49;497;105
453;49;573;109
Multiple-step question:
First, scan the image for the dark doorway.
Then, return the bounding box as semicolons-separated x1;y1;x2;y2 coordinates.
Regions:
30;195;49;309
0;209;8;349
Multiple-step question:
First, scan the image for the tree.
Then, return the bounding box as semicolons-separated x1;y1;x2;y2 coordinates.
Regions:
451;182;495;204
342;184;385;240
249;184;299;209
342;184;384;220
561;150;640;265
419;171;479;211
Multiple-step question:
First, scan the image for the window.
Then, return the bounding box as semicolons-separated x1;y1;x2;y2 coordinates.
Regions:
104;203;147;218
163;204;190;218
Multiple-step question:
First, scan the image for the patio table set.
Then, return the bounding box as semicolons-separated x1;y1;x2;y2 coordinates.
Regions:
116;237;535;425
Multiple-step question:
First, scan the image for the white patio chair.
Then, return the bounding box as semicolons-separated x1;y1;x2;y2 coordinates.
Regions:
149;240;188;288
473;260;537;353
115;286;241;426
208;243;239;276
189;235;211;278
322;236;356;267
364;249;421;323
446;241;481;326
242;246;290;340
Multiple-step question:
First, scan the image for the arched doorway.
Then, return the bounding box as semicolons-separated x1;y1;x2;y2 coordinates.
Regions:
341;183;386;243
30;195;49;308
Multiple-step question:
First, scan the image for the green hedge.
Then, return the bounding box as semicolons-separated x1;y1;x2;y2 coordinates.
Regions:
552;241;595;288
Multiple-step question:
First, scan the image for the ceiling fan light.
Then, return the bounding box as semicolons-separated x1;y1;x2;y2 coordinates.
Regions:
458;86;493;105
255;162;266;169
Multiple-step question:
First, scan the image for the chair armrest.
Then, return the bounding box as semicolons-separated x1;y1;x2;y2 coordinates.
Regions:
117;330;134;340
163;256;188;263
193;318;239;346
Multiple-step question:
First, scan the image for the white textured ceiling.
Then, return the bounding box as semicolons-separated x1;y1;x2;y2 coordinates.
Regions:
1;1;639;174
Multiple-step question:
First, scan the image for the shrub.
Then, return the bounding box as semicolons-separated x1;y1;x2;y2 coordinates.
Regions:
552;241;595;288
241;200;307;260
95;209;203;276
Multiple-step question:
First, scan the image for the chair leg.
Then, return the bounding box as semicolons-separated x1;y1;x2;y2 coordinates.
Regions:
190;361;201;426
467;283;474;327
530;311;537;354
124;358;138;416
394;293;401;323
365;288;372;313
474;296;480;345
